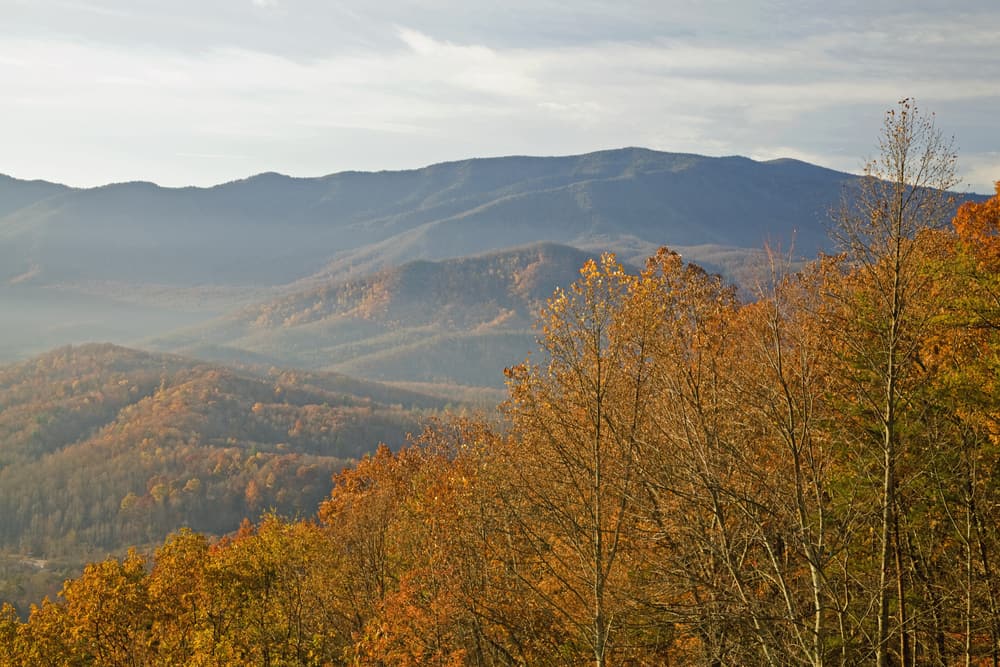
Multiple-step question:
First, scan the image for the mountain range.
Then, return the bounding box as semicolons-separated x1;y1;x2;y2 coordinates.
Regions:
0;148;849;289
1;147;878;387
9;147;986;390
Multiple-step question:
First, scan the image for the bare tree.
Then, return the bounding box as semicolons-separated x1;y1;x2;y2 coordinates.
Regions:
831;98;957;667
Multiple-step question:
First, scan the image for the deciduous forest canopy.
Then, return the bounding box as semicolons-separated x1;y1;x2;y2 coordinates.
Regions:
2;101;1000;665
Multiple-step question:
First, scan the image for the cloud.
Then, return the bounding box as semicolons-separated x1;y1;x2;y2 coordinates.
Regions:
961;153;1000;194
51;1;133;18
0;6;998;191
393;28;539;98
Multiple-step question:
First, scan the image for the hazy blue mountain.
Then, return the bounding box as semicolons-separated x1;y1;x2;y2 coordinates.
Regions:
0;175;72;219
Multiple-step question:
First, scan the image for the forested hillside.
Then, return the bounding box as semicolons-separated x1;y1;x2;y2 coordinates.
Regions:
152;243;614;388
3;107;999;665
0;344;447;616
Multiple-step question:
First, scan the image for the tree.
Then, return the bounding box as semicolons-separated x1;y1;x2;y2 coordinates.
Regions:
318;444;413;648
0;603;22;665
722;261;851;666
146;528;211;666
201;514;342;665
501;253;663;666
59;549;151;666
17;596;75;667
636;250;778;664
371;419;555;666
831;98;957;666
926;182;1000;663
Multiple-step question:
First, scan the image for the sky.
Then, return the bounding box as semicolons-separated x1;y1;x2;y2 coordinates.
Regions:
2;0;998;193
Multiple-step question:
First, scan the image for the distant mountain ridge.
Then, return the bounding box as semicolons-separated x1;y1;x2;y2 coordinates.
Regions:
0;174;73;218
1;148;853;289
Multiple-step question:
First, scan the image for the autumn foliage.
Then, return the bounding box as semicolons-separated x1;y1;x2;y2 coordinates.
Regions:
2;111;999;665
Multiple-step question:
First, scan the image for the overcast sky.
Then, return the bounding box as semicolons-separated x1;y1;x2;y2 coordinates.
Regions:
2;0;998;192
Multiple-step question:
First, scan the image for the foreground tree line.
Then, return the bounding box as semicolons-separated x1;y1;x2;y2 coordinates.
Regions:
3;102;1000;666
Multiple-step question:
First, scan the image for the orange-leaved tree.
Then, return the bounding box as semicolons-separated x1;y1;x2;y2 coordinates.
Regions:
500;252;667;666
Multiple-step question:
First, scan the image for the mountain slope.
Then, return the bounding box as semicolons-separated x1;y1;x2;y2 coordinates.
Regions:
0;343;448;567
0;174;72;219
150;243;608;388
